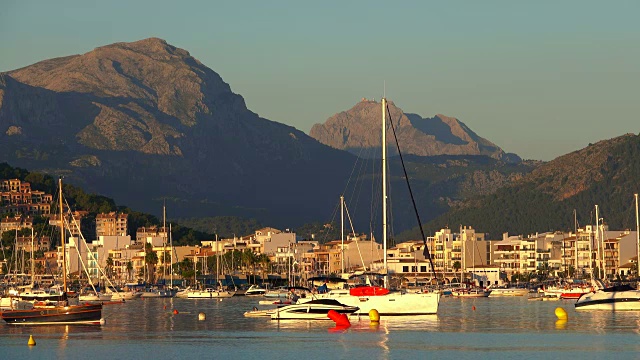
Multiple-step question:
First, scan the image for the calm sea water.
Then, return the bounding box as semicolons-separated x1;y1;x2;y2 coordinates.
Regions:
1;295;640;359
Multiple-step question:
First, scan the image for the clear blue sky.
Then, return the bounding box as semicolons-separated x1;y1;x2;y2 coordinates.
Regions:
2;0;639;161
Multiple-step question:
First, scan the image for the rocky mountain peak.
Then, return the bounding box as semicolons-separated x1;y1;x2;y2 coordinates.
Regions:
309;98;517;161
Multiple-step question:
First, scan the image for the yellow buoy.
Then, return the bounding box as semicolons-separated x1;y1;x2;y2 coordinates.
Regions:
198;312;206;321
555;319;567;330
28;335;36;346
555;307;568;320
369;309;380;323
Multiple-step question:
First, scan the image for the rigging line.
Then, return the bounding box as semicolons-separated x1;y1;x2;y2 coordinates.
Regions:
386;103;437;278
344;152;366;226
344;201;368;272
63;197;119;294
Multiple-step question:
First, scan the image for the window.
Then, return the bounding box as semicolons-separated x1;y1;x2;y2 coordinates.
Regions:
402;266;409;272
421;266;427;272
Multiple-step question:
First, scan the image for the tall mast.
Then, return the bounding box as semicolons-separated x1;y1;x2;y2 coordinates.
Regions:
59;178;67;293
595;205;600;278
340;195;344;274
30;228;35;286
382;97;388;289
216;233;219;287
635;194;639;279
574;209;578;277
163;202;167;280
170;223;173;289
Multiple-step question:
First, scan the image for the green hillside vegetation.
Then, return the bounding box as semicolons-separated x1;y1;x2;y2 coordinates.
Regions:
0;163;214;246
402;134;640;240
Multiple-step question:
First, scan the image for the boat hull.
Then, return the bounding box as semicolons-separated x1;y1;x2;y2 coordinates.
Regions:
575;290;640;311
186;290;235;299
140;290;174;298
301;290;440;315
1;304;103;325
271;299;359;320
488;288;529;297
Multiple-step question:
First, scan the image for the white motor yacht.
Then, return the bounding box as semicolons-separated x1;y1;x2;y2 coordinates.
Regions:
575;280;640;311
270;299;359;320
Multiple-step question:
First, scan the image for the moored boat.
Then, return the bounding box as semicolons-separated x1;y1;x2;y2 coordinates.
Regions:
487;286;529;297
186;287;235;299
452;287;491;298
245;285;267;296
270;299;359;320
575;281;640;310
1;303;103;325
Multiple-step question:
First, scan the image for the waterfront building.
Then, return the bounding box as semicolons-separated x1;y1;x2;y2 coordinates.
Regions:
0;178;53;216
0;215;33;232
96;212;128;237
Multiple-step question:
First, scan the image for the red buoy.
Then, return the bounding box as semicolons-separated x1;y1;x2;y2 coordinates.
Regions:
327;310;350;327
173;309;179;315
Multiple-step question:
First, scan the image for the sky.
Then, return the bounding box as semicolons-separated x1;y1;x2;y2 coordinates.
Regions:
1;0;639;161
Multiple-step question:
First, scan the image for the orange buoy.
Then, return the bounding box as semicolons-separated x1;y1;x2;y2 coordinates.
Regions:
163;305;167;310
173;309;179;315
472;306;476;311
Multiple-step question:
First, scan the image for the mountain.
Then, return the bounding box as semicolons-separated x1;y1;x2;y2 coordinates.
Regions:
0;38;358;223
0;38;532;231
406;133;640;240
310;99;521;162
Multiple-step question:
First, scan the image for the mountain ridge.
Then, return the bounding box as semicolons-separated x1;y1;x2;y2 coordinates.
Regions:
310;99;521;162
0;38;533;231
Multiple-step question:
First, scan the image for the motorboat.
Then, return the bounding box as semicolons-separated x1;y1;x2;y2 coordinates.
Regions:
575;280;640;311
140;288;175;298
79;291;113;302
19;287;67;302
264;286;290;298
487;286;529;297
452;287;491;298
270;299;359;320
106;287;142;301
186;287;235;299
245;285;267;296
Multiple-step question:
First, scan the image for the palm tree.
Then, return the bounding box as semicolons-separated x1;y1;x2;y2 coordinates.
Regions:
145;243;158;283
256;254;270;281
126;261;133;282
105;256;114;280
453;261;461;283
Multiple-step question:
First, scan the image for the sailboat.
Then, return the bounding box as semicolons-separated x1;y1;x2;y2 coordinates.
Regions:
1;178;103;325
140;206;175;298
299;97;440;315
575;194;640;310
186;234;235;298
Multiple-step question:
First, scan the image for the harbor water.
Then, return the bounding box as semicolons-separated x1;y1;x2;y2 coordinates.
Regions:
2;295;640;359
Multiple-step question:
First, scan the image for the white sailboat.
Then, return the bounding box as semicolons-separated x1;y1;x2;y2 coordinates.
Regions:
300;97;440;315
575;194;640;310
186;234;235;299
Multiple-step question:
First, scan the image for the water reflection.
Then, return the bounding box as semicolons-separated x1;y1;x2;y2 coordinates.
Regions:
3;295;640;358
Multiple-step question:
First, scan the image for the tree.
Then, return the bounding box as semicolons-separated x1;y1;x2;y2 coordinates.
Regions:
145;243;158;283
126;261;133;281
105;256;114;280
256;254;271;279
